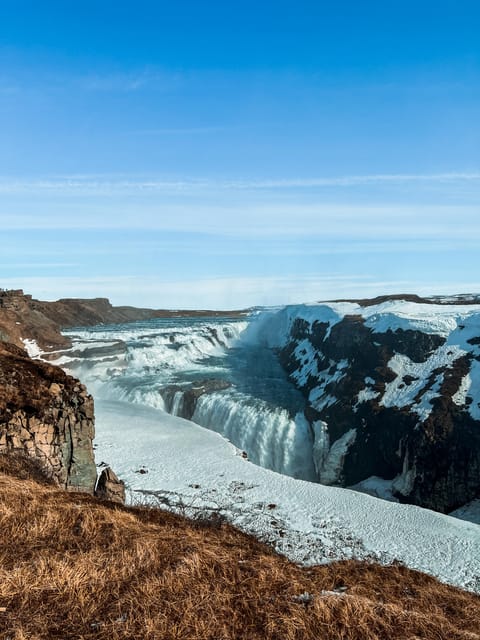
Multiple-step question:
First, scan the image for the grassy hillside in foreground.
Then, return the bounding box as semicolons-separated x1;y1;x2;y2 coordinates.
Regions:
0;456;479;640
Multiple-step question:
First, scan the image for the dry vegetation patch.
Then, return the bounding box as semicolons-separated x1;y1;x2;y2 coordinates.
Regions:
0;457;479;640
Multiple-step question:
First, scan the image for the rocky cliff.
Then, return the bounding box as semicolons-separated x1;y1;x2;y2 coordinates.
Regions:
249;297;480;513
0;340;97;492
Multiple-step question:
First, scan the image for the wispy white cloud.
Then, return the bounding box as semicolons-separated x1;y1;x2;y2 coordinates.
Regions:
0;177;205;194
0;172;479;195
1;202;479;241
240;173;480;189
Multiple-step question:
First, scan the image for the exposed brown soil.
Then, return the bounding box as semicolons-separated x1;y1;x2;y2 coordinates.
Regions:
0;307;70;351
0;455;479;640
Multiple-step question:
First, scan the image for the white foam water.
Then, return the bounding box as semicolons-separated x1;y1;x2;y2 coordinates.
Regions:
192;392;316;479
59;315;314;480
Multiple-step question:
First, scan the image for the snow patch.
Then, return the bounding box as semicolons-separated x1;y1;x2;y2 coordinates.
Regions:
349;476;398;502
21;338;42;358
380;346;465;420
291;339;319;386
356;386;380;404
452;374;472;406
242;303;357;349
362;300;480;337
413;372;444;421
307;359;348;411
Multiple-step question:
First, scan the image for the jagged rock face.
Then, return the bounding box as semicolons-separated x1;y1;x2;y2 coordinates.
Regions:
0;341;97;493
273;304;480;513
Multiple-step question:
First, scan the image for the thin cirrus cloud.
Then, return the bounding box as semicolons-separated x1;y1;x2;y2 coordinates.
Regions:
241;173;480;188
0;172;479;194
0;274;408;308
1;203;478;241
0;69;184;95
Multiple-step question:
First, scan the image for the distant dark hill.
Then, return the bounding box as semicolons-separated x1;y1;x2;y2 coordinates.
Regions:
328;293;480;307
36;297;249;328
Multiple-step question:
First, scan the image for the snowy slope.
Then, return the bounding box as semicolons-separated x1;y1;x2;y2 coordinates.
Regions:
94;399;480;594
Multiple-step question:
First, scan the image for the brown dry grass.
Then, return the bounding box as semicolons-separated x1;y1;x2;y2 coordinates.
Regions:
0;457;479;640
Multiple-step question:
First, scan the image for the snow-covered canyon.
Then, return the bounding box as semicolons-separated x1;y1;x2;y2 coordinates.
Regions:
31;296;480;592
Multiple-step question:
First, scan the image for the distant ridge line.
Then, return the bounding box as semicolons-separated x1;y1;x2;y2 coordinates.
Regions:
325;293;480;307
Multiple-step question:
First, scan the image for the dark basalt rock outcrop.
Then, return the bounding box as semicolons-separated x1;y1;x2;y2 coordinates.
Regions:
278;313;480;513
0;341;97;493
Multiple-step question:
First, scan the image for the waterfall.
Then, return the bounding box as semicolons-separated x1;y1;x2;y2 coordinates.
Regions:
192;392;316;480
171;391;184;417
60;315;316;482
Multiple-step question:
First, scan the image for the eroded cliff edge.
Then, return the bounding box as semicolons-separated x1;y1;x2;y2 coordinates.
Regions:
0;340;97;492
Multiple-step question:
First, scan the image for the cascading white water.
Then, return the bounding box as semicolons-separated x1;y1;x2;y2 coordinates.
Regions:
171;391;184;416
57;315;315;482
60;320;247;399
192;392;316;480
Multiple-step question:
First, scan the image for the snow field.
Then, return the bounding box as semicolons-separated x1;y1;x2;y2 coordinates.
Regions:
94;399;480;594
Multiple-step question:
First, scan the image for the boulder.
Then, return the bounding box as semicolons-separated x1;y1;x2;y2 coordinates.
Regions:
95;467;126;504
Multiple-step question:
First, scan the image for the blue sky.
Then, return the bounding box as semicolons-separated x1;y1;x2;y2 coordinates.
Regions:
1;0;479;308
